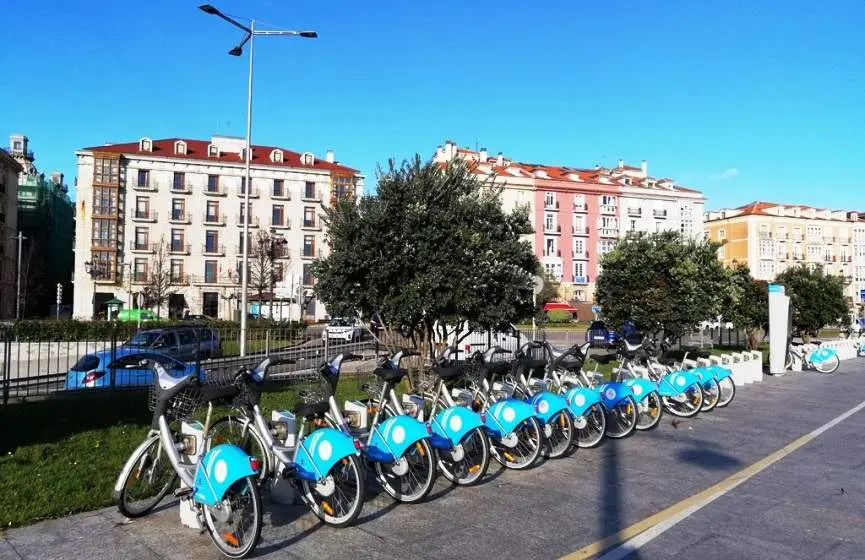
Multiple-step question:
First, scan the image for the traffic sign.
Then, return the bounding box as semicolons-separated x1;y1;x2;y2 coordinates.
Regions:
533;275;545;295
591;305;601;314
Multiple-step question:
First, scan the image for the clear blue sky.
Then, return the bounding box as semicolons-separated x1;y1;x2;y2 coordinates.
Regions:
2;0;863;210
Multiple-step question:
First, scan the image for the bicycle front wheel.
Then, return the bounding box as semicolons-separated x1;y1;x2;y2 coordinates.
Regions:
204;476;263;559
717;377;736;407
605;396;637;439
374;439;436;503
438;427;490;486
301;454;365;527
813;354;840;374
635;391;663;431
574;403;606;448
663;385;703;418
544;411;575;459
491;417;543;470
700;378;721;412
117;436;178;519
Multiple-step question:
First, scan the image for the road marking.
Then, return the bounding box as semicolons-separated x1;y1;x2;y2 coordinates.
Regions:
562;398;865;560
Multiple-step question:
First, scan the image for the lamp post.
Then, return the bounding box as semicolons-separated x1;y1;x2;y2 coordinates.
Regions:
200;3;316;356
13;232;26;320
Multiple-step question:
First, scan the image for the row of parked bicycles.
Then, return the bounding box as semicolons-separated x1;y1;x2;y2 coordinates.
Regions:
113;335;738;558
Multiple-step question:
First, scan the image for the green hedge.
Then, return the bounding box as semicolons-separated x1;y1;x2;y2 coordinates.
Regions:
7;319;307;342
546;309;574;324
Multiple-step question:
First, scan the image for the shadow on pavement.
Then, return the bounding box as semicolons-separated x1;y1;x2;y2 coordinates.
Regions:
676;438;744;471
601;438;643;560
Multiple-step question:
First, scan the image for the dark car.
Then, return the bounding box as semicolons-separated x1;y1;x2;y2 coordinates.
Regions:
123;326;221;360
586;320;619;349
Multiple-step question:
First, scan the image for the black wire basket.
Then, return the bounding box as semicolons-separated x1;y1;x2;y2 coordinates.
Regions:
148;383;202;423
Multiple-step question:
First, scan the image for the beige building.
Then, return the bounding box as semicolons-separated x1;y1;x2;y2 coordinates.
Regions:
705;201;865;304
0;147;21;318
72;136;363;320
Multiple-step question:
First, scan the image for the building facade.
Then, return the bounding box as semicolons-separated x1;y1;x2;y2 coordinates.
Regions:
72;136;363;321
8;134;75;317
705;202;865;304
0;146;21;318
433;140;705;302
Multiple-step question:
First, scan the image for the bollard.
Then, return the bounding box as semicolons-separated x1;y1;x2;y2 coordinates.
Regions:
728;352;749;386
749;351;763;383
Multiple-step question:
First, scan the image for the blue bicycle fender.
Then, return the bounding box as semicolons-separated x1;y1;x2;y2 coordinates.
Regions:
367;415;430;463
294;427;359;481
709;366;733;381
564;386;602;417
193;444;258;506
692;367;716;388
598;382;633;408
809;347;837;364
658;370;700;397
484;398;537;438
431;406;485;448
622;378;658;402
529;391;569;425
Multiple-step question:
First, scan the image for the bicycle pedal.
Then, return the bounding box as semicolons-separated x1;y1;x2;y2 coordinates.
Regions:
174;487;193;499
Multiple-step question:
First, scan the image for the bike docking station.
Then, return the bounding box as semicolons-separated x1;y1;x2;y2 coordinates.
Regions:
179;420;205;530
769;283;795;375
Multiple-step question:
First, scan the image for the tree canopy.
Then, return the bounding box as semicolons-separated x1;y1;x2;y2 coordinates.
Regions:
594;231;728;338
722;262;769;349
775;264;848;337
312;156;538;356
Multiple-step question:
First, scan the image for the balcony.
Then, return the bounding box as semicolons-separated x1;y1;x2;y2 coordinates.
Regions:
653;209;668;219
271;218;291;230
542;249;562;258
758;232;772;239
203;214;226;226
302;188;323;202
237;215;260;228
759;253;775;261
271;189;291;201
170;274;190;286
543;224;562;235
302;219;322;231
627;208;642;217
823;236;836;243
301;247;321;259
204;185;227;197
572;250;589;260
572;225;589;236
791;235;803;242
600;205;617;215
131;272;149;284
573;201;588;212
130;242;156;254
844;275;854;285
791;254;804;261
170;182;192;195
599;228;618;238
131;181;158;192
273;246;290;259
169;243;191;255
169;211;191;224
573;275;590;285
544;200;559;211
237;186;260;199
131;209;157;222
202;244;225;257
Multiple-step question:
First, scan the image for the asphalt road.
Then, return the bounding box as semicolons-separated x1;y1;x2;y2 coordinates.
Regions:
3;358;865;560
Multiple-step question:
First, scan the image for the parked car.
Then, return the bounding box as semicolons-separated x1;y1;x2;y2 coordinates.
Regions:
586;320;619;349
116;309;157;323
65;349;204;390
122;326;221;360
322;317;364;342
182;314;213;321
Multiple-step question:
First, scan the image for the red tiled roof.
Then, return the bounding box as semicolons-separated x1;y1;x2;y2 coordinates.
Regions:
730;201;858;217
82;137;358;174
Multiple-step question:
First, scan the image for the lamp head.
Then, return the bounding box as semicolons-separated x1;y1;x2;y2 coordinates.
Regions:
299;31;318;38
228;46;243;56
199;4;220;15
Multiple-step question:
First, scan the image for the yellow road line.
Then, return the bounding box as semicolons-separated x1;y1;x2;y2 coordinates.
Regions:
562;398;865;560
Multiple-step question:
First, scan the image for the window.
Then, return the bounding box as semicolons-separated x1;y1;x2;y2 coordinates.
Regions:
12;140;22;151
137;169;150;187
178;330;196;345
175;141;187;155
629;219;637;232
239;203;252;223
272;205;285;226
240;177;247;194
573;215;585;234
717;229;726;241
543;262;563;281
573;194;586;210
93;186;118;216
135;227;149;250
208;144;219;157
273;262;284;282
204;261;218;283
544;192;555;208
173;172;185;190
544;213;555;232
304;207;316;228
718;245;726;259
238;232;247;253
841;246;849;262
92;219;116;248
792;244;803;260
598;239;616;256
574;262;585;281
171;199;185;220
601;195;617;206
305;181;316;199
273;179;284;197
205;231;219;253
680;219;693;235
135;196;149;219
759;240;774;259
170;260;184;282
134;258;148;282
94;158;119;184
207;175;219;192
170;229;185;252
574;238;585;257
807;225;822;241
206;201;219;220
807;244;822;262
544;238;556;257
776;240;787;259
202;292;219;317
271;149;283;163
303;235;315;257
758;260;775;279
824;246;833;262
600;216;617;230
792;227;803;241
302;263;314;285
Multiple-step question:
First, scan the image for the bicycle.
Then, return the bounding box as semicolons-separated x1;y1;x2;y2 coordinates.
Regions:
786;340;840;374
637;338;706;418
207;355;366;528
114;360;263;559
612;340;664;430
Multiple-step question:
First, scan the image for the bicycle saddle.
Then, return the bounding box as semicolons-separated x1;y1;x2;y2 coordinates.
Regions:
293;400;330;419
431;364;466;380
374;365;408;382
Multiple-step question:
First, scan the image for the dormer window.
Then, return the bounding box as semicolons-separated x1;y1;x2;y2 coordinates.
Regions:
139;138;152;152
270;149;283;163
207;144;220;158
174;140;187;155
301;152;315;166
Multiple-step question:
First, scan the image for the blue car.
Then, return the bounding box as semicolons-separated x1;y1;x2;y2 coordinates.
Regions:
586;320;619;349
65;349;204;390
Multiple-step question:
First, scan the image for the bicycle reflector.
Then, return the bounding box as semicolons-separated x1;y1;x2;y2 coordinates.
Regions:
353;438;362;452
249;457;261;473
426;423;433;435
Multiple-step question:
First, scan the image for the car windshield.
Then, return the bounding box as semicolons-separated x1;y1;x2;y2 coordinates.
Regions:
71;355;101;372
125;332;160;346
589;322;606;330
330;318;352;327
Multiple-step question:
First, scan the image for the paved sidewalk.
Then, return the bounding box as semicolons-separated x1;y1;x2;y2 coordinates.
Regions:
3;360;865;560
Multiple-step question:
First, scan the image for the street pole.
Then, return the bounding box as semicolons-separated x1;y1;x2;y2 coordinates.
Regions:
15;232;26;320
56;283;62;320
239;20;255;357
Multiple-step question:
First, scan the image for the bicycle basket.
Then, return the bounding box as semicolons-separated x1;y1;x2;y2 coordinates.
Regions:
410;368;439;394
298;385;331;404
148;383;202;423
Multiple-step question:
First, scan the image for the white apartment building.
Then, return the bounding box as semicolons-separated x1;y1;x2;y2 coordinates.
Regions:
0;146;21;319
72;135;363;321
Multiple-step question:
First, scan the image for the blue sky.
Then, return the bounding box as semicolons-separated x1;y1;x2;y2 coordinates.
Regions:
2;0;863;210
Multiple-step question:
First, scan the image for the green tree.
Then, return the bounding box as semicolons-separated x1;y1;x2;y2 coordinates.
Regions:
722;263;769;350
595;231;728;338
775;264;848;338
312;156;538;357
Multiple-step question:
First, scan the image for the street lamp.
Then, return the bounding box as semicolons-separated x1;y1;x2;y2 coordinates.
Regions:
199;3;317;356
13;231;26;320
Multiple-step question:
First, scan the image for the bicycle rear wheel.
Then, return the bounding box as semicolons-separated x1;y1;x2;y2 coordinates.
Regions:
813;354;840;374
438;427;490;486
604;396;637;439
635;391;663;431
716;377;736;407
544;411;575;458
663;385;703;418
574;404;606;448
374;439;436;503
301;454;364;527
700;378;721;412
117;436;178;519
204;476;263;559
491;417;542;470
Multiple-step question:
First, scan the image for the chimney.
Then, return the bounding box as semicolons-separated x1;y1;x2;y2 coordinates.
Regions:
445;140;455;160
641;160;648;177
479;147;488;163
325;149;334;163
618;158;624;170
497;152;504;166
435;145;443;159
